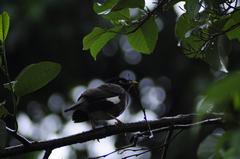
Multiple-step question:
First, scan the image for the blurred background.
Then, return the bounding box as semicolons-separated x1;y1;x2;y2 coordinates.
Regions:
1;0;239;159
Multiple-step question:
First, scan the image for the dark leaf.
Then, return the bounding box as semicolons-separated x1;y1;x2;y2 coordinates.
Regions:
14;61;61;96
83;27;121;59
127;17;158;54
112;0;145;11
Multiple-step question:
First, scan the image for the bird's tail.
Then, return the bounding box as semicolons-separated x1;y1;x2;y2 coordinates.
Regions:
64;106;74;112
64;98;86;112
64;103;80;112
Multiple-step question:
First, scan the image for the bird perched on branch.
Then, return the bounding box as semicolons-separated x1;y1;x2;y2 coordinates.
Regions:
64;78;138;128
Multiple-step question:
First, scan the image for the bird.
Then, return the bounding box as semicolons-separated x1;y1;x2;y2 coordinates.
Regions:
64;78;138;128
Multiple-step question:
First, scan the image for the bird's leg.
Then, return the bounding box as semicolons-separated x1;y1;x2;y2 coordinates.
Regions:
90;119;100;142
107;113;128;136
107;113;124;125
90;119;96;130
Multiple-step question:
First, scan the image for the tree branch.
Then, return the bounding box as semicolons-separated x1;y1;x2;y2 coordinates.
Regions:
6;127;32;146
0;114;224;158
125;0;168;35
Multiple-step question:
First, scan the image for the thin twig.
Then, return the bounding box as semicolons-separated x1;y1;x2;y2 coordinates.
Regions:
119;147;149;154
0;18;18;131
122;149;151;159
121;128;184;159
118;128;184;159
132;0;167;33
42;149;52;159
161;126;173;159
89;143;137;159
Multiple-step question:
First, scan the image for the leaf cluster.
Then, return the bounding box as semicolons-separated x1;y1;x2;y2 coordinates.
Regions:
0;11;61;148
83;0;159;59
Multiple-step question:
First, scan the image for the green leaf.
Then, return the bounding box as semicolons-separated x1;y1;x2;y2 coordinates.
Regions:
83;27;120;59
203;17;231;71
0;121;7;149
197;133;221;159
112;0;145;11
14;61;61;96
206;72;240;102
197;73;240;114
223;11;240;41
216;130;240;159
0;11;10;42
175;13;195;40
224;11;240;41
83;27;106;50
93;0;119;14
203;35;231;72
163;0;182;11
225;19;240;41
175;13;203;56
185;0;201;17
93;1;131;26
176;13;231;72
233;93;240;111
103;8;130;23
127;17;158;54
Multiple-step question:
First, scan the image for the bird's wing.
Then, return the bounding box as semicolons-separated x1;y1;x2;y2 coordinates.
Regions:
64;83;125;112
81;83;125;100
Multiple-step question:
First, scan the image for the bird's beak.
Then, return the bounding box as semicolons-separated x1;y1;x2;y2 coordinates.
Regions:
131;80;138;86
132;80;138;84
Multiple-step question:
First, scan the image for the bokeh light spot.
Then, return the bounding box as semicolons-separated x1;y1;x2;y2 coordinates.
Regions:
139;78;155;89
174;1;186;17
38;146;75;159
88;79;104;88
27;101;45;121
119;70;136;80
87;137;117;158
119;36;142;65
141;86;166;110
17;113;34;137
71;85;86;102
39;114;62;139
48;93;66;113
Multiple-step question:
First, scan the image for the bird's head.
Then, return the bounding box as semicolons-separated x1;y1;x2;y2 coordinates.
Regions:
107;78;138;92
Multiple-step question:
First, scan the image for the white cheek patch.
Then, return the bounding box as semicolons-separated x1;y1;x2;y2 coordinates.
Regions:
106;96;120;104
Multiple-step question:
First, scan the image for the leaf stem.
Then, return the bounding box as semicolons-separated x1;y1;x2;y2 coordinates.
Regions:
1;16;17;124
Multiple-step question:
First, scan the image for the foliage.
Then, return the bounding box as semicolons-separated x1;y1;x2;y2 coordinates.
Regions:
0;11;9;42
0;10;61;144
82;0;240;158
83;0;160;59
0;0;240;158
83;0;240;73
127;16;158;54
